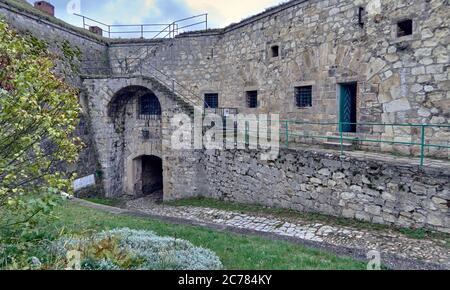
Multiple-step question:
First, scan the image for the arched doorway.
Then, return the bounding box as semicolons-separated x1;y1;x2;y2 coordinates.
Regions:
133;155;163;201
108;84;164;200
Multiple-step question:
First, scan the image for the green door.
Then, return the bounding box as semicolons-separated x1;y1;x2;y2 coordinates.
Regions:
339;83;357;133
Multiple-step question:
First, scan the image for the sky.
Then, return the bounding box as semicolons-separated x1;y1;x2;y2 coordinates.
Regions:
26;0;288;31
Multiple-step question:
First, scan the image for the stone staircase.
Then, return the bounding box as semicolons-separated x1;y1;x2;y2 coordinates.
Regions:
82;47;205;116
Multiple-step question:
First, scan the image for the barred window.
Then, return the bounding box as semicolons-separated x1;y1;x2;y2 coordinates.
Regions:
295;86;313;108
140;93;161;116
246;91;258;108
205;93;219;109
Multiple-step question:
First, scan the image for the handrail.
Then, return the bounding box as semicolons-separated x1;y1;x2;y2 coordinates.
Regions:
281;120;450;128
81;58;210;110
215;120;449;167
278;121;449;166
74;13;208;39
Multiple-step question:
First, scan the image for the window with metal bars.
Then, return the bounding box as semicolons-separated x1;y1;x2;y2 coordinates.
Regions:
139;93;161;117
295;86;313;108
204;93;219;109
246;91;258;108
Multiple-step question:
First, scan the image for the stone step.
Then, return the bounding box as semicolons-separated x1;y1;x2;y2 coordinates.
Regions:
323;141;356;150
326;136;359;145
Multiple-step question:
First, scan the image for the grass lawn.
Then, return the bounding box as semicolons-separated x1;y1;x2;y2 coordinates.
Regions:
165;197;450;244
50;202;366;270
83;197;124;207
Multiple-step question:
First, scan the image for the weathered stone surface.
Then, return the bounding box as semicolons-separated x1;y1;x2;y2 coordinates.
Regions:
2;0;448;234
202;148;450;233
384;98;411;113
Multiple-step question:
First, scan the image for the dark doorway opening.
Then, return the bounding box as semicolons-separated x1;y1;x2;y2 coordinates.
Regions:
141;155;163;201
339;83;358;133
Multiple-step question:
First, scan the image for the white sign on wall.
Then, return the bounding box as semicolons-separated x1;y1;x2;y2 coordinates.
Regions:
73;174;96;192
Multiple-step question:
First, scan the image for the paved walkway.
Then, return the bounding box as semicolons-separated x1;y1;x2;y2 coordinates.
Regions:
125;197;449;269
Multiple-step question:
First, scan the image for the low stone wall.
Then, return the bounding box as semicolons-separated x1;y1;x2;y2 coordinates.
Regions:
200;148;449;233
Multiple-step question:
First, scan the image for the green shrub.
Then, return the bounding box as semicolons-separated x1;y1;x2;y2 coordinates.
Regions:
0;18;81;268
52;228;223;270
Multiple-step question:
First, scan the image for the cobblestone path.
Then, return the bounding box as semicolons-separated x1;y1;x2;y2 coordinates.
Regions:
126;197;449;269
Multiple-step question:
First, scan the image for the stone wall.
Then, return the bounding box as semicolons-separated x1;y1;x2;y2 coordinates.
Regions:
1;0;448;231
201;148;449;233
0;1;108;86
109;0;450;158
81;76;200;199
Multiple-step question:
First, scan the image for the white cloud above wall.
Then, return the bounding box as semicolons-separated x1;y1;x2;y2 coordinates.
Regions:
184;0;288;27
100;0;161;24
27;0;287;28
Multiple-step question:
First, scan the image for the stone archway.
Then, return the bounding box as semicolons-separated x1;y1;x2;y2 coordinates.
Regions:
108;84;164;199
82;76;191;198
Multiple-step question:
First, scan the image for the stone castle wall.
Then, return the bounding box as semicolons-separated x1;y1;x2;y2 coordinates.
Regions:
201;148;449;233
1;0;448;231
81;76;199;198
109;0;450;157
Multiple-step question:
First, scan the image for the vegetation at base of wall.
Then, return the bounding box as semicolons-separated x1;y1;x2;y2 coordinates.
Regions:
51;228;224;270
1;202;367;270
53;203;366;270
165;197;450;245
0;201;367;269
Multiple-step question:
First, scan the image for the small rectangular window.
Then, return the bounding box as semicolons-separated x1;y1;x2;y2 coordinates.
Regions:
271;45;279;58
295;86;313;108
204;93;219;109
397;19;413;37
358;7;365;27
246;91;258;108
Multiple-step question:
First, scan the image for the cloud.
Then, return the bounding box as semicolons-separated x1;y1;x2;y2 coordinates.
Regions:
184;0;287;27
26;0;287;29
100;0;159;24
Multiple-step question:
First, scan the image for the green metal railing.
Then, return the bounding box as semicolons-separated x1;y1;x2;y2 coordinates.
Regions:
283;121;449;167
218;120;450;167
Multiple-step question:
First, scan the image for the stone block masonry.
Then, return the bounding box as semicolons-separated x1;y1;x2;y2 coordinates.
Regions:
1;0;449;233
108;0;450;158
200;148;449;233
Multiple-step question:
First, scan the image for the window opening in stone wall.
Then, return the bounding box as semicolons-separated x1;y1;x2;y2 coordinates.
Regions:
295;86;313;108
139;93;161;120
246;91;258;108
358;7;365;27
271;45;279;58
205;93;219;109
397;19;413;37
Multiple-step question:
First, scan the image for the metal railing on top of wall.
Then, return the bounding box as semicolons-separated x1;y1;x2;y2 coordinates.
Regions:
81;54;450;167
219;120;450;167
74;15;449;168
74;13;208;39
